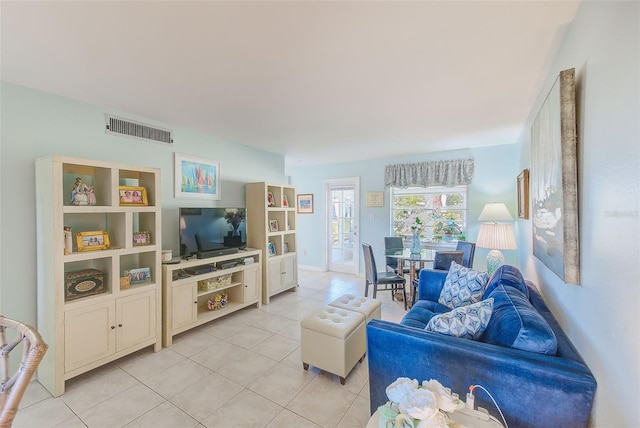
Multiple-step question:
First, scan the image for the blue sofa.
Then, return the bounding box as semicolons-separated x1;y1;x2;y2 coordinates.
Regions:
367;265;596;428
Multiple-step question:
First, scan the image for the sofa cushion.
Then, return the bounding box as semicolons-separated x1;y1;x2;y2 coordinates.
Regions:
426;298;494;340
438;262;489;309
483;264;529;300
400;301;439;330
481;285;557;355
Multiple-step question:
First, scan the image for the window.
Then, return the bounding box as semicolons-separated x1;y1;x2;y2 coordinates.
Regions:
391;186;467;244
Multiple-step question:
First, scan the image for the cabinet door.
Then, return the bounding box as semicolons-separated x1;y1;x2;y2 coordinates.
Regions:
281;254;297;289
243;264;261;302
172;282;197;331
267;258;283;294
64;302;115;373
116;290;156;351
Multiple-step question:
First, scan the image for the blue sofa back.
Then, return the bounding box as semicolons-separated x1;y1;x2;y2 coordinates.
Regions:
367;265;597;427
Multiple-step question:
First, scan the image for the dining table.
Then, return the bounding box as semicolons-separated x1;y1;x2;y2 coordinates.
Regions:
387;248;435;306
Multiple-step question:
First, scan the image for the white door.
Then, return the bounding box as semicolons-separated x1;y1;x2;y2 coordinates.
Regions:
326;178;359;274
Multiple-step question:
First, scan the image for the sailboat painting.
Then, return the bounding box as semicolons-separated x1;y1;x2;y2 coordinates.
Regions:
174;153;221;200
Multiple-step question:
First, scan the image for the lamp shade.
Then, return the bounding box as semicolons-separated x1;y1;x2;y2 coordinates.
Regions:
478;203;513;222
476;223;517;250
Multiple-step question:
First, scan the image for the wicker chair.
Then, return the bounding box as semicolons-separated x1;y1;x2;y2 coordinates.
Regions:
0;316;48;428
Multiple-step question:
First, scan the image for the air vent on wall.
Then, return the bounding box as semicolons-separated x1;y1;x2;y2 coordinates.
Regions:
105;114;173;144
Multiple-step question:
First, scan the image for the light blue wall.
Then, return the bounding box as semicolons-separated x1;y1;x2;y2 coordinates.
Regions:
514;2;639;425
0;82;285;324
288;144;519;271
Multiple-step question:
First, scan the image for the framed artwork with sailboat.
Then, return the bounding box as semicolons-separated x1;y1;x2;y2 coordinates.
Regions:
174;153;221;200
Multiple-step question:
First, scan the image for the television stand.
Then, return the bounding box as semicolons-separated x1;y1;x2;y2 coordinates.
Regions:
162;248;262;347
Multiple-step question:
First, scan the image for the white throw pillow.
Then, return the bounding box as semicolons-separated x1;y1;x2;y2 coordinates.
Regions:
438;261;489;309
426;298;494;340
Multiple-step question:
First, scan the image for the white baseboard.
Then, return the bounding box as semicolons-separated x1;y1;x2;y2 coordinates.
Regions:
297;265;324;272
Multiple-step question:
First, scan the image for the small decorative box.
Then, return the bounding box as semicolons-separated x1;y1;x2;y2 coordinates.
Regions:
198;274;232;292
65;268;106;301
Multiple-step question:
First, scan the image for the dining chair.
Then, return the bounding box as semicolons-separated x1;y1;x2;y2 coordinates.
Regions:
455;241;476;268
384;237;410;275
362;243;407;310
0;316;48;428
433;251;465;271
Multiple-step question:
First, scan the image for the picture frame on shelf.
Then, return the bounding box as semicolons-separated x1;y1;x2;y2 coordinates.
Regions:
119;186;148;206
133;231;151;246
517;169;529;220
282;195;289;207
297;193;313;214
174;153;221;200
76;230;110;252
283;242;289;253
125;267;151;284
269;219;279;232
267;192;275;207
267;242;276;256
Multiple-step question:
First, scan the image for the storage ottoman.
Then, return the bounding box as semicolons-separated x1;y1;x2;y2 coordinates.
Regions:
328;294;382;322
300;306;366;384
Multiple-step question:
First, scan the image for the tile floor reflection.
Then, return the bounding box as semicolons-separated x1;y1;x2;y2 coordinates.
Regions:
15;270;407;428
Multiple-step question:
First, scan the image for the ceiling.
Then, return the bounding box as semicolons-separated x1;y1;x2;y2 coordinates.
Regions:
1;1;579;166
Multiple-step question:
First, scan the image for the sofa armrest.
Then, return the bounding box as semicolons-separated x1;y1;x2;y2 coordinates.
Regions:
417;269;448;301
366;319;596;428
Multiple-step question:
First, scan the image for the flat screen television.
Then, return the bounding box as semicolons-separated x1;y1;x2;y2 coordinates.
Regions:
179;207;247;257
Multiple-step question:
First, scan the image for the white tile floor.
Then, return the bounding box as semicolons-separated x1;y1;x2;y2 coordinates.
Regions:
15;270;408;428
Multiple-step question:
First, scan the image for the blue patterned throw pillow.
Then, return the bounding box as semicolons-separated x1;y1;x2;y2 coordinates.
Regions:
426;298;494;340
438;261;489;309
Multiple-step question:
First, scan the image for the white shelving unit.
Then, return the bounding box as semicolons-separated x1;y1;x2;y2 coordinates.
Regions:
161;250;262;347
246;182;298;304
35;155;162;397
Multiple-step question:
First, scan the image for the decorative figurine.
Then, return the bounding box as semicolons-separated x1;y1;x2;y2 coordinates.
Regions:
70;177;96;206
64;226;72;255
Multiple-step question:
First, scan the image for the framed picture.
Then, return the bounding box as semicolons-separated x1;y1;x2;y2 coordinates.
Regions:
267;242;276;256
517;169;530;219
297;193;314;214
119;186;148;206
366;191;384;207
267;191;275;207
133;231;151;246
124;267;151;284
531;68;580;284
76;230;110;252
283;242;289;253
174;153;221;200
282;194;289;208
269;219;279;232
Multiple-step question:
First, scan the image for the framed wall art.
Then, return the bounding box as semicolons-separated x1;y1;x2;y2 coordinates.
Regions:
517;169;529;219
174;153;221;200
531;68;580;284
119;186;148;206
76;230;110;251
297;193;314;214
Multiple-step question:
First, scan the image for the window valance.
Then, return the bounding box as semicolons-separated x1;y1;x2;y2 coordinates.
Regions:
384;159;475;188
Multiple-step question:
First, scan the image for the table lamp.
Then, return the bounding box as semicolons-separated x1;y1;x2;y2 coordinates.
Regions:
476;203;517;276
